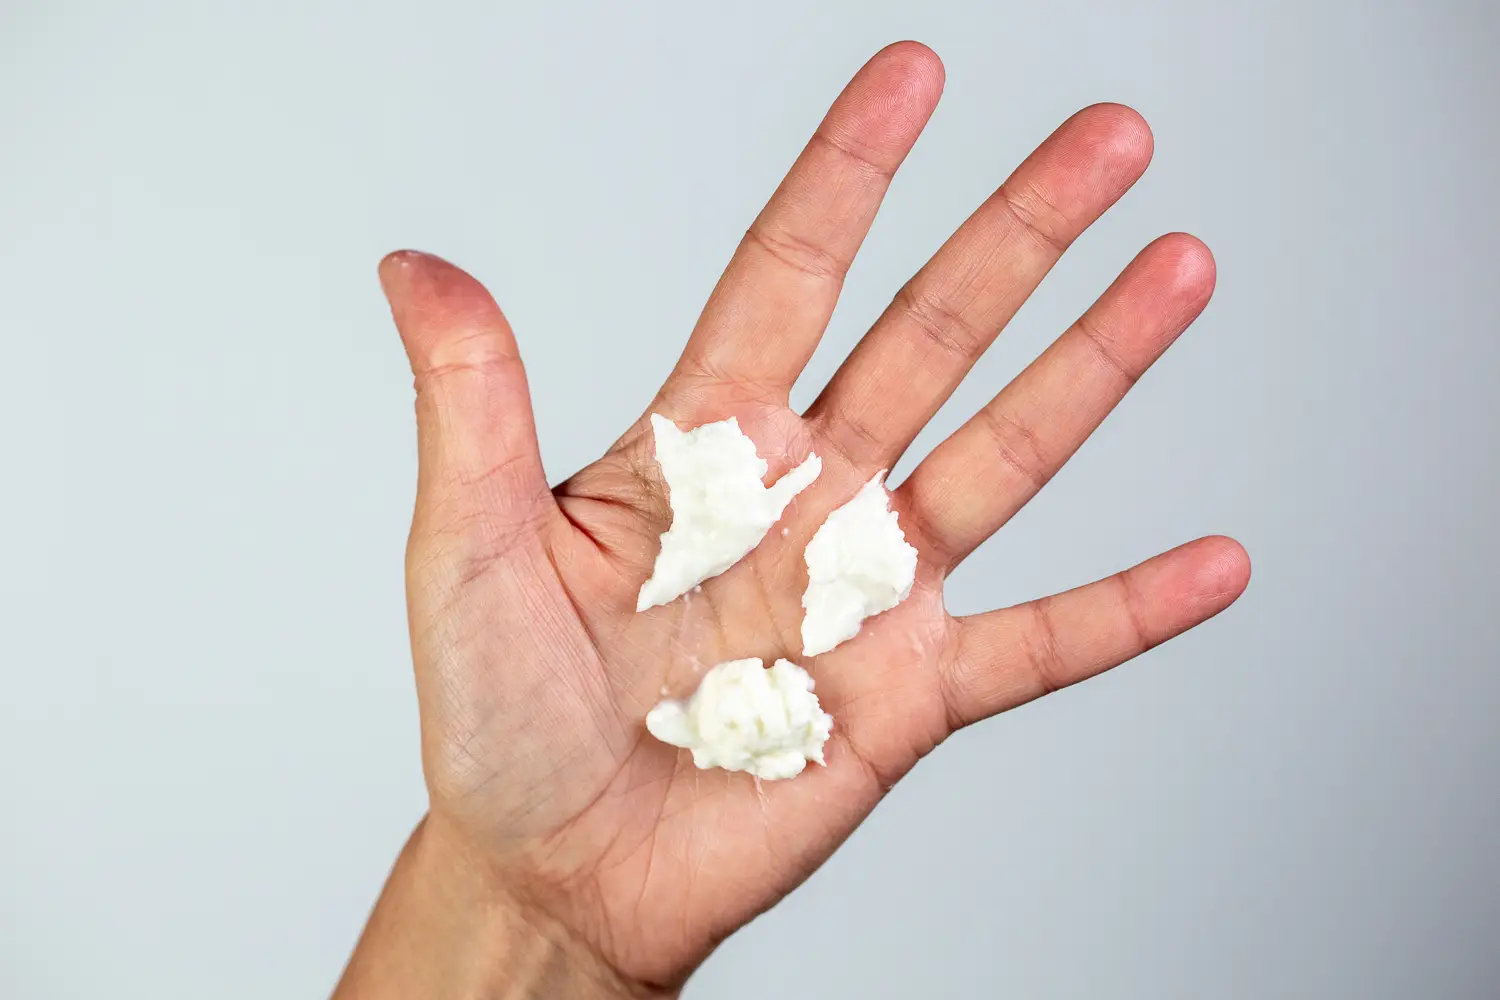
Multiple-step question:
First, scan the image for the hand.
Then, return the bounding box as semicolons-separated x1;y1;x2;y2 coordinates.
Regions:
335;41;1249;999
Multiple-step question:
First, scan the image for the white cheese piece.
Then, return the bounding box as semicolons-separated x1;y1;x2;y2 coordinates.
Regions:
636;413;820;611
800;472;918;656
646;658;833;780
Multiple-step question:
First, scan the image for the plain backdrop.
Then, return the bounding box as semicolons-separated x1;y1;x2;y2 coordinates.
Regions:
3;1;1498;997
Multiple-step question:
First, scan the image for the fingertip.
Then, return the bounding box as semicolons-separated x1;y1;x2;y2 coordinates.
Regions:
877;40;946;97
376;250;513;372
1150;232;1218;302
1036;103;1152;209
1098;102;1154;161
1074;102;1155;172
378;249;441;311
858;39;946;118
822;41;945;170
377;248;462;292
378;249;413;298
1193;534;1253;603
378;247;430;273
377;249;490;309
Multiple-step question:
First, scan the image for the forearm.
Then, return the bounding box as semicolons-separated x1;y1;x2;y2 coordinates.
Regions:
333;817;675;1000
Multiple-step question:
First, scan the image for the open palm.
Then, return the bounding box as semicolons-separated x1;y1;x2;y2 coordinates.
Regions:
368;42;1248;995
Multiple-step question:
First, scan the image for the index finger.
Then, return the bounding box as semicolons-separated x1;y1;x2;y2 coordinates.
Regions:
656;41;944;416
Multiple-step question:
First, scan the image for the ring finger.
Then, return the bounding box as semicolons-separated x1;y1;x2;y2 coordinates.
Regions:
896;233;1217;570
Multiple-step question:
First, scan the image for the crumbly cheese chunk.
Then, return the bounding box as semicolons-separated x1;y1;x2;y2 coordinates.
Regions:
645;658;833;780
800;472;918;656
636;413;820;611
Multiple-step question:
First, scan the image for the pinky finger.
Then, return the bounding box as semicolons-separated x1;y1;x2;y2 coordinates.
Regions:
941;536;1251;728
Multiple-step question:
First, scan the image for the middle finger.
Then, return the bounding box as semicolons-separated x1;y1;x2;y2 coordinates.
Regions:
806;103;1153;472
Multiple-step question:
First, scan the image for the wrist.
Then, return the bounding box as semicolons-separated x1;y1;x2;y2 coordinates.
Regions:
335;815;675;1000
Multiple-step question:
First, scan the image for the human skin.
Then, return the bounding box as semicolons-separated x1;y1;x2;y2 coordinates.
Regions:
332;41;1251;1000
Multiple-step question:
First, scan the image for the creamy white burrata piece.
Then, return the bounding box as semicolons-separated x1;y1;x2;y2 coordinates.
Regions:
800;472;918;656
636;413;820;611
645;658;833;780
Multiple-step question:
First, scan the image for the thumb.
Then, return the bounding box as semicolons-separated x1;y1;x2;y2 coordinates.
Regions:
379;251;552;553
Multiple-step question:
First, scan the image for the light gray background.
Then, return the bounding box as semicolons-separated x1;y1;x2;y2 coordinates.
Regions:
3;1;1497;997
